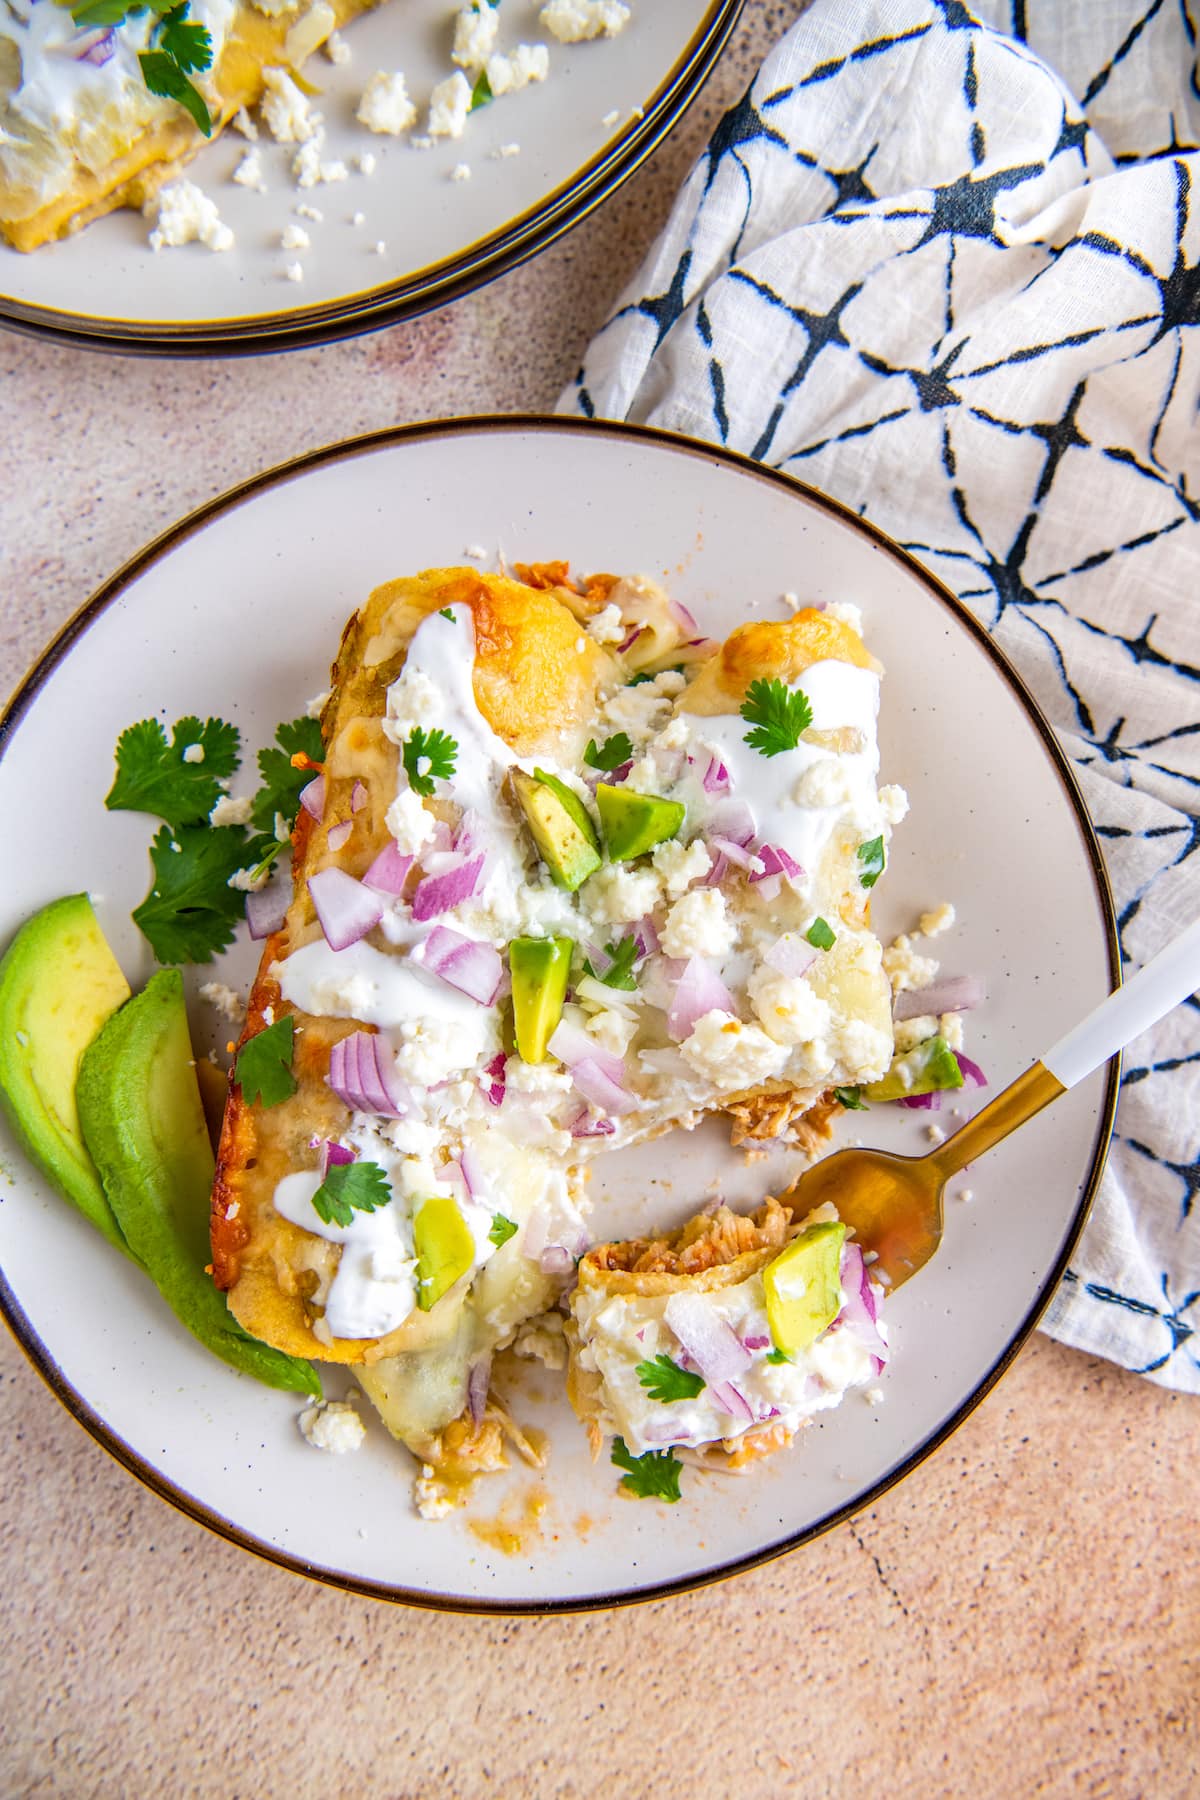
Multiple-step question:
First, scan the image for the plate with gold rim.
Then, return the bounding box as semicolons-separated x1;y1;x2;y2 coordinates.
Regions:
0;0;742;354
0;416;1117;1611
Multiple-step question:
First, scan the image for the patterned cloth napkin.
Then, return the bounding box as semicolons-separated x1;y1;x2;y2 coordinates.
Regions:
561;0;1200;1391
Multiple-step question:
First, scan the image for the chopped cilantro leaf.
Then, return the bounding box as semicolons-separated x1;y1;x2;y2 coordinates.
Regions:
312;1159;391;1228
106;715;241;829
157;2;212;72
857;835;886;889
139;50;212;135
583;936;639;991
626;672;656;687
584;732;634;773
234;1016;297;1109
488;1213;519;1247
469;66;493;110
635;1354;705;1404
805;916;836;951
250;715;324;835
766;1348;791;1365
611;1436;683;1502
739;677;813;758
834;1085;868;1111
132;823;253;963
72;0;142;25
402;726;458;797
438;607;456;622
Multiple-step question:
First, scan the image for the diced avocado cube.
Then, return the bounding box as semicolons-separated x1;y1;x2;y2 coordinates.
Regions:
413;1196;475;1312
509;769;601;891
508;935;572;1063
763;1219;847;1355
864;1034;964;1102
595;784;685;861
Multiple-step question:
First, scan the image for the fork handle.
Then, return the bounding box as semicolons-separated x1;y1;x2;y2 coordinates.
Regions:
1042;912;1200;1088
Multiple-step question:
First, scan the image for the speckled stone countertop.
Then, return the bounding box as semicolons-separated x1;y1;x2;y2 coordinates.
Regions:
0;4;1195;1794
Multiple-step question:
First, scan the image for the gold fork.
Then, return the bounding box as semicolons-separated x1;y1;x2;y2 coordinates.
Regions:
782;914;1200;1290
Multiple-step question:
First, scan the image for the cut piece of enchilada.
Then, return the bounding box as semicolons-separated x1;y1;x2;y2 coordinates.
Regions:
211;562;901;1508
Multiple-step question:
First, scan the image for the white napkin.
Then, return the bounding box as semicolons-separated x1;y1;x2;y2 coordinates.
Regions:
562;0;1200;1391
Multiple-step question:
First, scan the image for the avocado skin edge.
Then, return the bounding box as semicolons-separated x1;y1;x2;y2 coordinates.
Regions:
77;969;321;1399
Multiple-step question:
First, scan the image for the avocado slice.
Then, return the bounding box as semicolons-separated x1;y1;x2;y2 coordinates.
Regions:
509;769;601;891
763;1219;847;1355
595;783;685;861
864;1034;964;1103
413;1196;475;1312
509;935;572;1063
0;894;132;1255
76;969;320;1397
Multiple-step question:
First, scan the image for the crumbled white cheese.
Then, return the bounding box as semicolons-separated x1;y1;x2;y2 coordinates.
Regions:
824;601;865;636
232;147;266;191
181;743;205;764
292;133;349;187
352;210;366;225
147;180;234;253
794;760;856;809
385;785;436;855
305;688;331;718
231;106;258;139
451;161;471;182
878;784;909;825
540;0;630;41
261;67;320;143
373;239;386;255
505;1059;575;1101
747;966;832;1048
199;981;246;1022
651;836;711;899
587;603;625;645
863;1385;885;1406
661;888;736;960
919;902;956;938
428;70;471;138
452;2;500;68
394;1013;497;1087
601;108;620;127
829;1015;892;1080
893;1016;938;1053
281;222;310;250
485;43;549;96
229;864;270;892
324;28;350;62
926;1124;945;1145
680;1012;789;1088
285;261;304;282
957;1188;975;1204
882;934;939;994
357;69;417;135
414;1464;455;1519
299;1399;366;1454
939;1011;965;1051
587;863;662;925
586;1008;637;1057
209;793;253;827
492;141;521;158
464;544;488;560
355;151;377;175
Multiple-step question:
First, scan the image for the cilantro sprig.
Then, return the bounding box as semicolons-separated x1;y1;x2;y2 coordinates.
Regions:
402;726;458;797
106;716;240;829
635;1354;705;1404
133;823;262;963
63;0;215;135
234;1017;297;1109
584;936;640;991
584;732;634;773
740;677;814;757
611;1436;683;1502
834;1085;868;1111
250;715;324;835
469;67;493;111
312;1159;392;1228
805;916;836;951
857;835;886;890
488;1213;518;1247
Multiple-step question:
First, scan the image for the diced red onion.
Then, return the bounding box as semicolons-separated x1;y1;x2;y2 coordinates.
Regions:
751;843;804;884
481;1051;506;1107
894;976;986;1021
668;598;700;636
753;874;782;903
897;1089;943;1111
569;1057;636;1116
466;1355;491;1426
245;883;288;940
308;866;383;951
618;625;644;653
540;1246;574;1276
664;1292;752;1384
708;834;758;870
741;1334;772;1352
74;26;115;62
764;934;817;978
418;925;503;1005
457;1147;486;1200
412;852;486;921
709;1380;755;1423
955;1052;988;1087
350;781;367;814
584;940;614;979
706;798;756;846
667;956;736;1042
547;1019;626;1087
362;842;413;895
702;850;730;888
570;1108;616;1139
299;774;326;820
326;820;353;853
678;636;719;660
328;1030;411;1117
836;1243;889;1370
702;755;730;795
634;914;660;957
315;1138;356;1179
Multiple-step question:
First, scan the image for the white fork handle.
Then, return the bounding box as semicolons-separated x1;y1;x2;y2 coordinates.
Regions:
1043;914;1200;1090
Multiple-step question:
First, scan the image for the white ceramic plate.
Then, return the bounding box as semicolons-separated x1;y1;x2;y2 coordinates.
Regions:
0;1;740;353
0;418;1117;1611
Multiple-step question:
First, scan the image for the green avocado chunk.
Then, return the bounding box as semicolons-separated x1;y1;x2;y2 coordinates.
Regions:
595;784;686;861
509;768;601;891
0;893;132;1256
76;969;320;1397
864;1033;965;1103
413;1196;475;1313
763;1219;847;1355
509;935;572;1063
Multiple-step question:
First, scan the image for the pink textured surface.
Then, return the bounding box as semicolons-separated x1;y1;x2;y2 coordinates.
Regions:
0;4;1194;1792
